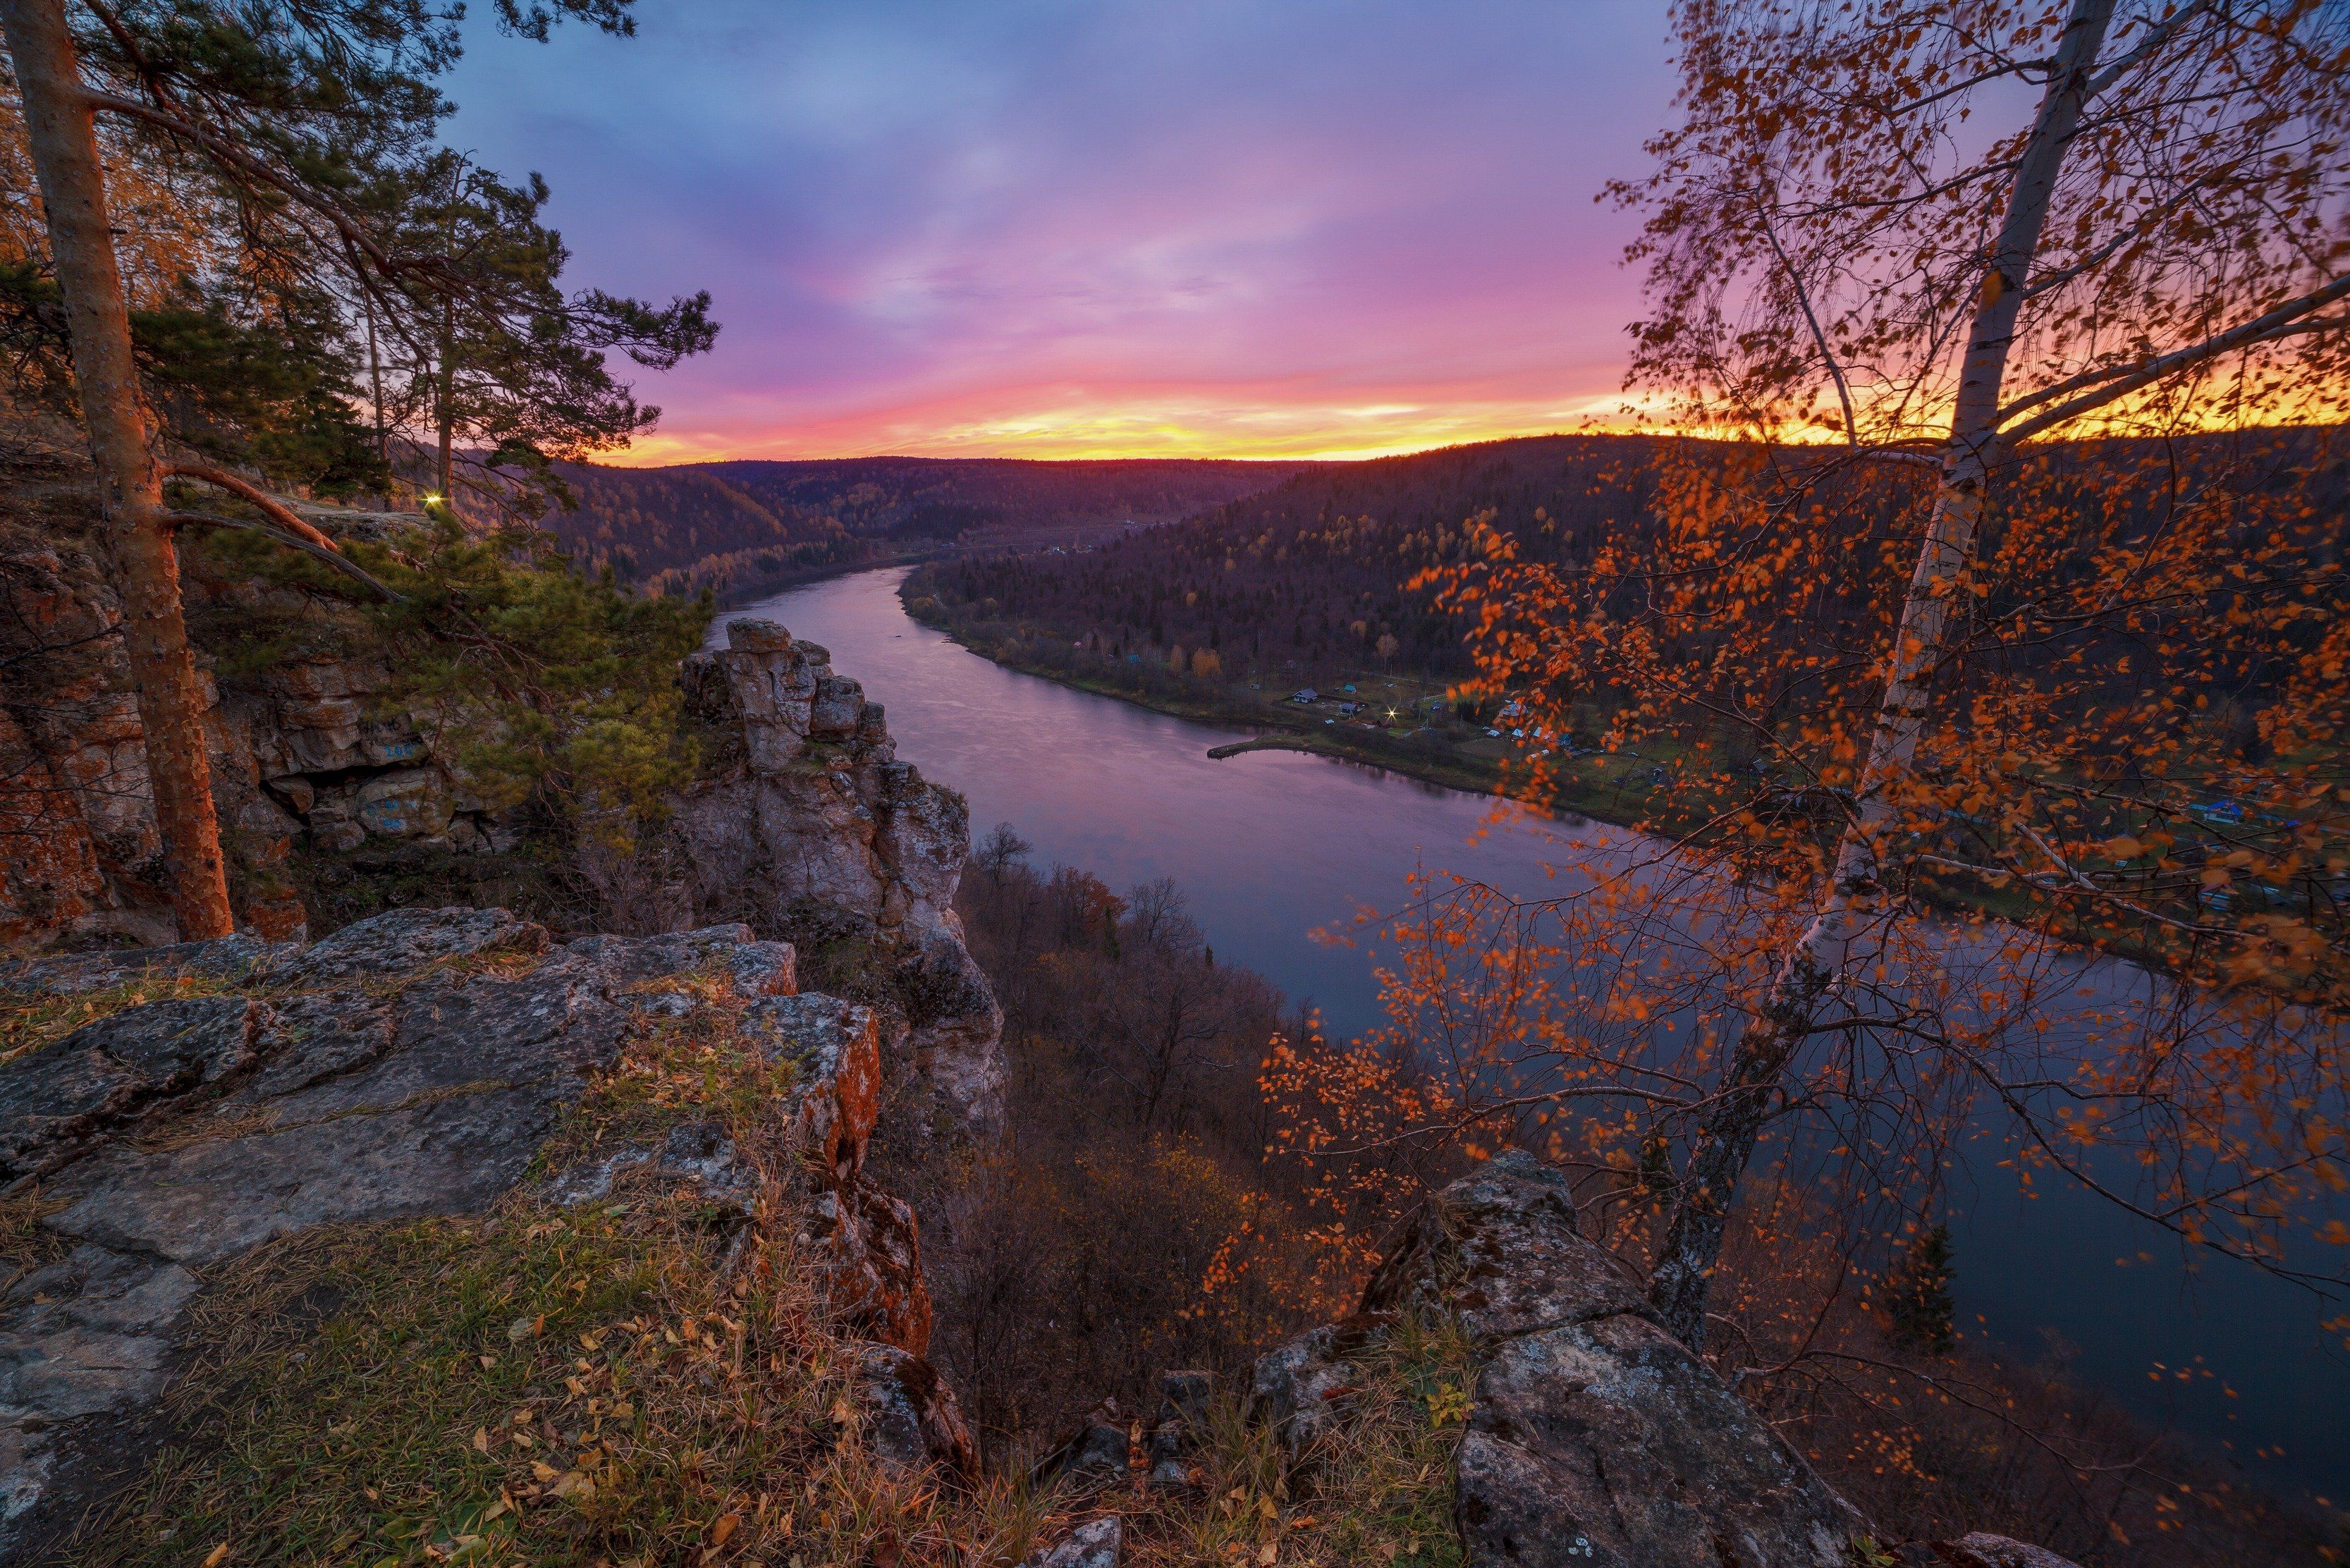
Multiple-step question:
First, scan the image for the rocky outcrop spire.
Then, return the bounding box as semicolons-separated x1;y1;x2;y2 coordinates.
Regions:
671;618;1004;1133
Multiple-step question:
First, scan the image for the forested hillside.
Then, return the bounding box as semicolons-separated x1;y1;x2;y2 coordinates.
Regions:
908;430;2350;695
908;436;1658;684
544;455;1315;602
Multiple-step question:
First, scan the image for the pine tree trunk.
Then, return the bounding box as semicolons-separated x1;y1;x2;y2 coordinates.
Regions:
365;293;391;508
436;295;455;500
1646;0;2117;1350
1;0;233;941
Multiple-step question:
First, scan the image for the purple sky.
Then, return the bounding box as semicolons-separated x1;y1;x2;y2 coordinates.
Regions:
446;1;1677;462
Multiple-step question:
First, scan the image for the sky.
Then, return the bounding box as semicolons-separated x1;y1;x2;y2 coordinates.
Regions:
444;1;1677;465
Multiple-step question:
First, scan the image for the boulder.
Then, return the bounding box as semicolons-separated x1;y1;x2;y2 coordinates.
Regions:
1035;1398;1132;1488
1266;1158;2133;1568
1146;1370;1213;1490
725;618;792;655
1256;1151;1864;1568
1249;1320;1373;1463
1457;1311;1857;1568
1361;1152;1646;1341
1020;1515;1122;1568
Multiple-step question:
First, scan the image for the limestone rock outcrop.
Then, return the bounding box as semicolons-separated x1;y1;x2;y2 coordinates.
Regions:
0;522;1003;1137
0;520;479;945
0;907;972;1558
1253;1153;2086;1568
671;619;1005;1132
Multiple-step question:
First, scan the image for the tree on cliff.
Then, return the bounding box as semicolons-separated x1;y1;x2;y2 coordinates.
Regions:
1273;0;2350;1368
380;150;715;515
0;0;714;938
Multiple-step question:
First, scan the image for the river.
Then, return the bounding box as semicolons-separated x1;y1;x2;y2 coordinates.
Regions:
718;565;2347;1500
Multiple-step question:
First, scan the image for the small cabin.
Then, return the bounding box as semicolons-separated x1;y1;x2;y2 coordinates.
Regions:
1291;687;1318;704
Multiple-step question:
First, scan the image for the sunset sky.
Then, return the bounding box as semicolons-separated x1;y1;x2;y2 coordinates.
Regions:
446;1;1677;464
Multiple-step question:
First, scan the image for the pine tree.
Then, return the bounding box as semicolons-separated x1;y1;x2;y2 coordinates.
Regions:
381;152;716;515
0;0;709;935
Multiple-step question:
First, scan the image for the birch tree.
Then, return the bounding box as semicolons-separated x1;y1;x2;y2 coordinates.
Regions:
1293;0;2350;1356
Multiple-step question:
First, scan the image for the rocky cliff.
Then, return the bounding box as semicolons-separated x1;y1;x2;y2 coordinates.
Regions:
670;619;1004;1132
0;906;974;1560
0;482;1002;1129
1248;1153;2085;1568
0;496;439;947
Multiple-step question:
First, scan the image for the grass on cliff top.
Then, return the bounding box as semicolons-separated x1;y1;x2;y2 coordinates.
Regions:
1120;1313;1476;1568
47;955;1474;1568
61;964;1099;1568
71;969;1032;1568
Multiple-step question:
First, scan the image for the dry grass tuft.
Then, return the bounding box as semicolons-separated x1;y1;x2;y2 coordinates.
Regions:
1106;1314;1473;1568
0;971;234;1068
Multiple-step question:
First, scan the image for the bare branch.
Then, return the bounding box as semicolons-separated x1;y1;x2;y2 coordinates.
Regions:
1996;274;2350;441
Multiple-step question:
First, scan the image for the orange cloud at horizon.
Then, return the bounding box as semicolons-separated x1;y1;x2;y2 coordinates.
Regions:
602;379;1656;468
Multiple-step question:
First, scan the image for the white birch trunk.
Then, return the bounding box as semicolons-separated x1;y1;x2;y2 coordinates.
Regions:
1648;0;2119;1349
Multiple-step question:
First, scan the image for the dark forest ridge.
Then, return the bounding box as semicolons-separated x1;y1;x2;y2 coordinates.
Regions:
908;427;2348;689
544;452;1323;603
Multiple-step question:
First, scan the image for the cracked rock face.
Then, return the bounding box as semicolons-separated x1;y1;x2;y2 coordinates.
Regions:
0;997;262;1183
1;552;1001;1149
672;619;1005;1134
1254;1153;2091;1568
0;905;969;1557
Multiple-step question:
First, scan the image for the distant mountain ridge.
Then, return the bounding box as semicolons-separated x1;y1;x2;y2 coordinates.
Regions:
543;455;1317;602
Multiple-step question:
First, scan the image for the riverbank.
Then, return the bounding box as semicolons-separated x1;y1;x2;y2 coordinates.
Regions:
895;582;2224;978
706;542;948;609
894;582;1819;833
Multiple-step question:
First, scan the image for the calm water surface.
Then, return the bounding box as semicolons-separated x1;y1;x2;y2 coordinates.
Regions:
720;567;2348;1498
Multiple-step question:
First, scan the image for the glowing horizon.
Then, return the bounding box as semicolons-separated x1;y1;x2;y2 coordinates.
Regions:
446;4;1673;469
603;384;1650;467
